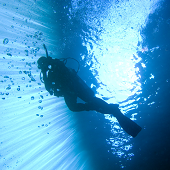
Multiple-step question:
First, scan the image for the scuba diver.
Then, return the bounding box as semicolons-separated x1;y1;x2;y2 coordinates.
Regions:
37;44;142;137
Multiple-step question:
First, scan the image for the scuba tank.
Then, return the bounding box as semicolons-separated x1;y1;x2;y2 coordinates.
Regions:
39;44;94;101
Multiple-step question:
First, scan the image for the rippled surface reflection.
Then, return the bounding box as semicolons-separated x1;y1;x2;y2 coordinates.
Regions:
71;0;162;160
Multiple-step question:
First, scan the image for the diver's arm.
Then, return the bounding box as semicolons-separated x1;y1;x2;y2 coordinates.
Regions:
42;71;53;95
42;71;48;82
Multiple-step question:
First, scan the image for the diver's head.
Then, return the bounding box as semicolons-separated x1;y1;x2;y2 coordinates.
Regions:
37;56;49;71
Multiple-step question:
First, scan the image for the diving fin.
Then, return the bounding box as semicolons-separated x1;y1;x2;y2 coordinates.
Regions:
114;111;142;137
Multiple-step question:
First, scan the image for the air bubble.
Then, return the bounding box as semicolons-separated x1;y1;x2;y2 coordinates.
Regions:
40;95;43;99
17;86;20;91
3;38;9;44
38;106;43;110
7;53;12;56
4;76;9;78
6;86;11;90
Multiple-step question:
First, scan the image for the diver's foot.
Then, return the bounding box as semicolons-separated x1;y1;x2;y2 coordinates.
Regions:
108;104;121;117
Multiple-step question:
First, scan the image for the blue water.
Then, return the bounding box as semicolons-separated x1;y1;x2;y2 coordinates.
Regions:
0;0;170;169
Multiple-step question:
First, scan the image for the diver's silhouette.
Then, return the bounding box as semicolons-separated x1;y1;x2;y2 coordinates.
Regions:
37;44;142;137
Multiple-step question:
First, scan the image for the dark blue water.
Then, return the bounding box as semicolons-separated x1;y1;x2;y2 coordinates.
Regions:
53;1;170;169
1;0;170;170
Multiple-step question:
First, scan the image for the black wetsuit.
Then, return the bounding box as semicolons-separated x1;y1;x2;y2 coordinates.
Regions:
38;56;142;137
40;57;119;115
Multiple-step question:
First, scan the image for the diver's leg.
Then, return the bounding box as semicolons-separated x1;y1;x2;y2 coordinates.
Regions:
64;93;88;112
85;97;120;116
64;93;120;115
82;96;142;137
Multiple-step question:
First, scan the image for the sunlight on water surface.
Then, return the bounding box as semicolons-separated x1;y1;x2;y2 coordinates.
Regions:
71;0;162;161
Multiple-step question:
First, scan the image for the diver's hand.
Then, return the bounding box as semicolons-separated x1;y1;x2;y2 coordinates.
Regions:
54;90;63;97
46;87;53;95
